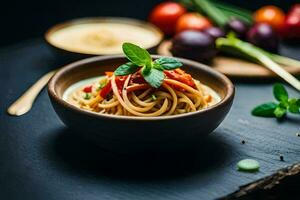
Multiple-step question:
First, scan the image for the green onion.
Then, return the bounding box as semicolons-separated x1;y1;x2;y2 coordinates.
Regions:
84;93;91;100
216;34;300;91
192;0;228;27
267;53;300;69
237;159;260;172
210;0;253;24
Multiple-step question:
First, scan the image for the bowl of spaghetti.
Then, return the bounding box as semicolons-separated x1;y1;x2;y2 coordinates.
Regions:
48;43;234;153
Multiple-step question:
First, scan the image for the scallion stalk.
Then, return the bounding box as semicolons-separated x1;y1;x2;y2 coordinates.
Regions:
216;35;300;91
210;0;253;24
192;0;228;27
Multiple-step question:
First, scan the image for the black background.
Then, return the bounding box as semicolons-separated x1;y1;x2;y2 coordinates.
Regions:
0;0;298;46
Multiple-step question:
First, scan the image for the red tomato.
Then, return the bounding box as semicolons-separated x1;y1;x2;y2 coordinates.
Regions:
149;2;186;35
281;4;300;39
253;5;285;31
100;76;127;98
115;76;127;94
83;85;92;93
175;13;212;33
100;81;112;98
164;69;195;88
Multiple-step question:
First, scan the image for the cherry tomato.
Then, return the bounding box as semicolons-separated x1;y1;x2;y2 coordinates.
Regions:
149;2;186;35
281;4;300;39
100;81;112;98
253;5;285;31
175;13;212;33
164;69;195;88
83;85;92;93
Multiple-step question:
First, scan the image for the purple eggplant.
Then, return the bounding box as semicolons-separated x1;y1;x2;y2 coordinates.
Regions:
225;18;249;39
247;23;279;53
171;30;217;62
203;27;225;40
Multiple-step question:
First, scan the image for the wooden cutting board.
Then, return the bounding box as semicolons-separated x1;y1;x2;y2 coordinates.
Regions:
157;40;300;78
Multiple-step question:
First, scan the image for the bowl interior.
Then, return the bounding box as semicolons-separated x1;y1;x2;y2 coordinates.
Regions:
50;55;233;117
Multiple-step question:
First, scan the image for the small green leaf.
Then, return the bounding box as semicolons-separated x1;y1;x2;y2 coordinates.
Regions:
84;93;91;100
143;68;165;88
251;102;277;117
153;57;183;70
273;83;288;102
122;43;152;66
274;106;286;118
141;63;152;76
114;62;139;76
151;94;157;101
288;98;300;114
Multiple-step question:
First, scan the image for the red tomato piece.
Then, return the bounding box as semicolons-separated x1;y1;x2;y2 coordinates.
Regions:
164;69;195;88
83;85;92;93
105;71;114;77
100;81;112;98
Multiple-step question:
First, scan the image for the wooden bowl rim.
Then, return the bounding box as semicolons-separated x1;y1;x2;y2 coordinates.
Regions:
44;17;164;56
48;55;235;121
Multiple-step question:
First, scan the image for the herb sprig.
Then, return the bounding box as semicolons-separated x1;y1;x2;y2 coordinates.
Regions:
252;83;300;118
114;43;182;88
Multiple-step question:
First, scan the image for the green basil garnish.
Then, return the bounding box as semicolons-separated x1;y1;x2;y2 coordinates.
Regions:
252;83;300;119
114;43;183;88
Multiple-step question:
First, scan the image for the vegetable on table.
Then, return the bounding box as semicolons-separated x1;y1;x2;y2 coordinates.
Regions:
252;83;300;119
216;34;300;91
175;12;212;33
224;18;249;39
171;30;217;62
281;4;300;40
190;0;229;27
247;23;279;52
210;0;253;25
180;0;253;24
149;1;186;35
237;159;260;172
203;26;225;40
253;5;285;32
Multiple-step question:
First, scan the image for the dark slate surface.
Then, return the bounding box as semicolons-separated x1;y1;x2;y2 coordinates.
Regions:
0;39;299;200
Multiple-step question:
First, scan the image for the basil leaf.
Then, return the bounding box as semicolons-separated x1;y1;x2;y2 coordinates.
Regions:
274;106;287;118
273;83;288;102
141;63;152;76
122;43;152;66
114;62;139;76
142;68;165;88
251;102;277;117
153;57;183;70
288;98;300;114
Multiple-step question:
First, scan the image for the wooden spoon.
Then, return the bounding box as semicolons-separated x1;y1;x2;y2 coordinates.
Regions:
7;70;56;116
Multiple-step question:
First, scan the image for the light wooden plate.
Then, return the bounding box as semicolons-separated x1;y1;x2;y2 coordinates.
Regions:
157;40;300;78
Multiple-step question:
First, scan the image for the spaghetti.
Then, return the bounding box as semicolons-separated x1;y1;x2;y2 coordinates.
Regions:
65;69;220;117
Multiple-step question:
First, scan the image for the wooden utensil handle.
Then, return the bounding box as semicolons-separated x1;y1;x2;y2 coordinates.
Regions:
7;70;56;116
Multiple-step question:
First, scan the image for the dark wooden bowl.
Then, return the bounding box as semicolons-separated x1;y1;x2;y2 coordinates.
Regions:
48;55;235;153
44;17;163;63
